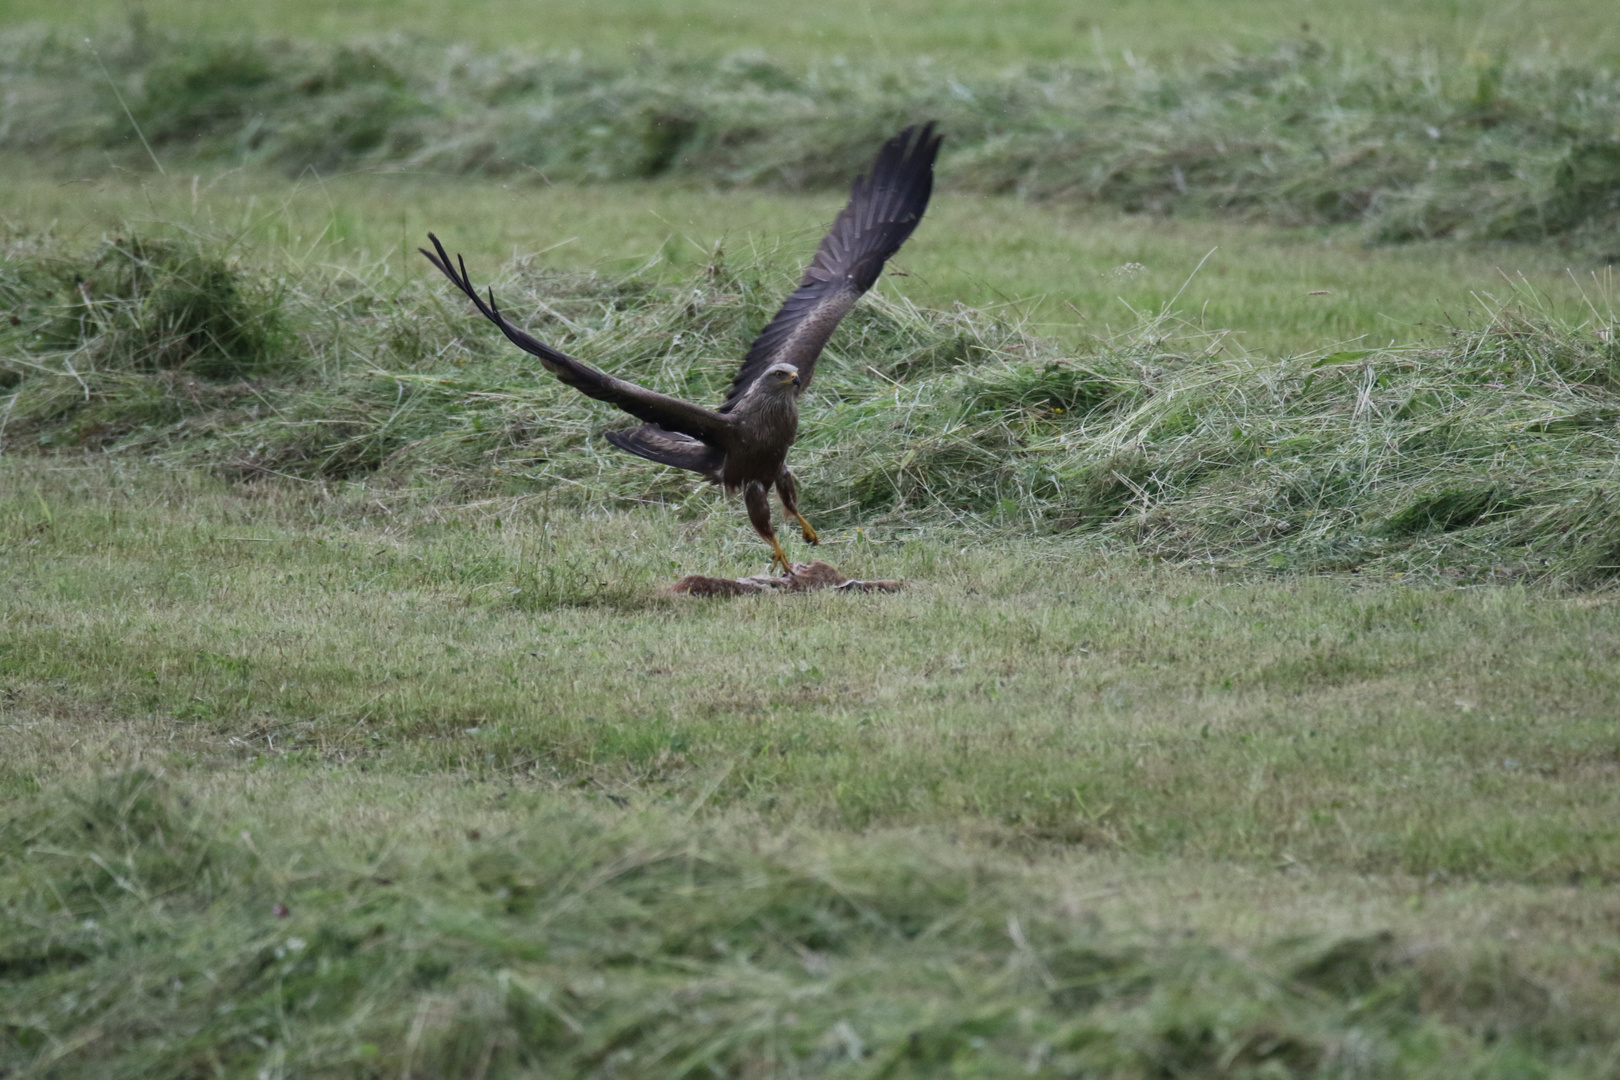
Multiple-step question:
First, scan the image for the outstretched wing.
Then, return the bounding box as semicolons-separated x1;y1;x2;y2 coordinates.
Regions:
721;122;943;411
420;233;733;445
604;424;725;478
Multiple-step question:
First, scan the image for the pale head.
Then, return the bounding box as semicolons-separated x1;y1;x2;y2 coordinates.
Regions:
764;363;802;393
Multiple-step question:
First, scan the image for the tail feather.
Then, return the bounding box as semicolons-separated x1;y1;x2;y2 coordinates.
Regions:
604;424;724;479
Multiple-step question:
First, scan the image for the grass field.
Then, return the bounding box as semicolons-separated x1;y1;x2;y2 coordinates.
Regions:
6;463;1620;1077
4;168;1612;356
4;1;1620;1076
8;0;1620;65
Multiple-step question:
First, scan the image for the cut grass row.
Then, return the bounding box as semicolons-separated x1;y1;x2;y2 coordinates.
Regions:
7;0;1620;67
4;225;1618;584
4;773;1618;1079
6;26;1620;251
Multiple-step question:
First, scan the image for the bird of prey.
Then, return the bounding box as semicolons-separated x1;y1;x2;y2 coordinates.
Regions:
421;122;942;572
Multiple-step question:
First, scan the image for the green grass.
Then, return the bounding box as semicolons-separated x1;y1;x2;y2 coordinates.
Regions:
5;231;1619;1073
5;464;1620;875
2;166;1610;357
7;0;1620;66
4;464;1620;1077
6;4;1620;1075
7;27;1620;256
5;224;1618;583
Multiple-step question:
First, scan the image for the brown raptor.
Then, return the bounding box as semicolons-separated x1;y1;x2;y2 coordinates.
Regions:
421;122;942;571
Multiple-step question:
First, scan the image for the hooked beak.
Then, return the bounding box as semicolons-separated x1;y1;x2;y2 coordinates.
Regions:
790;373;801;387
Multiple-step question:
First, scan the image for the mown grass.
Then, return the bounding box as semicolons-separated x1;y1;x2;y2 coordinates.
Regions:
3;227;1616;1074
4;464;1620;1077
6;463;1620;876
4;226;1617;584
5;7;1620;1074
7;0;1620;66
7;26;1620;253
6;165;1612;357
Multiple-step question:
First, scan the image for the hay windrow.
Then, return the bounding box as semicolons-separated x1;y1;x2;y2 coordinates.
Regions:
3;229;1618;586
3;24;1620;247
3;770;1609;1079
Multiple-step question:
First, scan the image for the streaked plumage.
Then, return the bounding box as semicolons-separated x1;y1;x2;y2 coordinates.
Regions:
421;122;942;571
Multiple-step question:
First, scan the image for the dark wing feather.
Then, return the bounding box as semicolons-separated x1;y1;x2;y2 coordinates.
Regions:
604;424;725;478
721;122;943;410
420;234;734;445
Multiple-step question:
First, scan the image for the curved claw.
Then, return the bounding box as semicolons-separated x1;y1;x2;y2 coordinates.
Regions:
794;513;820;546
768;536;794;576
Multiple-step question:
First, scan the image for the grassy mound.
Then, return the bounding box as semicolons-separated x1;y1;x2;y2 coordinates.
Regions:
3;228;1618;585
5;23;1620;247
0;233;286;449
3;770;1614;1078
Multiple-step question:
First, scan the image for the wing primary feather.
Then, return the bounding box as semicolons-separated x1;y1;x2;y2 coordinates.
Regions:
721;123;942;410
604;424;725;478
420;233;733;444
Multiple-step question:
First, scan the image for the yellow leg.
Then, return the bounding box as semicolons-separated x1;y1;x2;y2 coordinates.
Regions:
792;512;820;545
768;535;793;574
775;470;818;547
748;480;795;574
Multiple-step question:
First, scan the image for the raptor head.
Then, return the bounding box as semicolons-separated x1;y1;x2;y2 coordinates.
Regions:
765;363;802;392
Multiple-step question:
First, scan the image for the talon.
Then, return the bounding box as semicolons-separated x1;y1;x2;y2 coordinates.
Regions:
768;536;793;575
795;513;820;545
